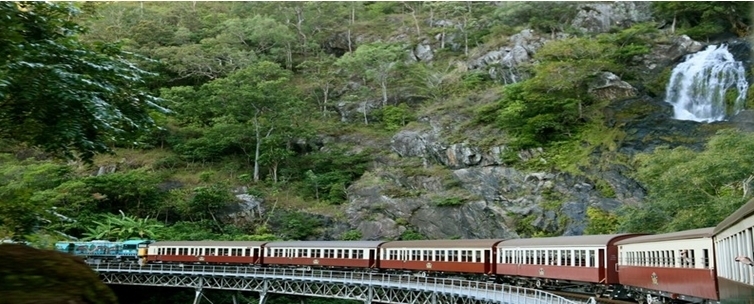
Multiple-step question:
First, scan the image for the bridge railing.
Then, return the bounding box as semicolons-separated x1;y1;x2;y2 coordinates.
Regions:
91;263;577;304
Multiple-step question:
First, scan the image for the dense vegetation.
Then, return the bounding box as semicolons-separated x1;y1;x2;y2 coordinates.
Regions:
0;2;752;303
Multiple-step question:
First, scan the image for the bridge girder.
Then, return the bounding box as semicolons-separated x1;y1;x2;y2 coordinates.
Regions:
92;263;575;304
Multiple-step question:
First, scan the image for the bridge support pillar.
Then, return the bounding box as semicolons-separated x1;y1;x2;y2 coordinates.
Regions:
364;286;373;304
192;277;204;304
259;280;269;304
430;292;437;304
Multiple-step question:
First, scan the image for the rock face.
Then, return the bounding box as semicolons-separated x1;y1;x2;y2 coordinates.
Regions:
571;2;653;34
588;72;638;101
345;161;630;240
468;29;557;84
391;130;507;169
0;244;118;304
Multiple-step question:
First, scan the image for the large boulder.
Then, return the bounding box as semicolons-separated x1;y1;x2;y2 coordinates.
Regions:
0;244;118;304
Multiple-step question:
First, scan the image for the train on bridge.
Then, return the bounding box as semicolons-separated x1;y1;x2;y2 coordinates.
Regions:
56;199;754;304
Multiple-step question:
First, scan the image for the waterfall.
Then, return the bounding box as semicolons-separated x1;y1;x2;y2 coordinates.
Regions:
665;44;749;123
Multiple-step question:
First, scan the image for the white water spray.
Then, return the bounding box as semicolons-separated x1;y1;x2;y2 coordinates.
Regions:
665;44;749;122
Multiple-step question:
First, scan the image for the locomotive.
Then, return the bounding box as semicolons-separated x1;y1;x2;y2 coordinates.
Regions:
57;198;754;304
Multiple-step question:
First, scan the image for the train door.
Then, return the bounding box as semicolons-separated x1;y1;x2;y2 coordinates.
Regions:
485;249;492;274
599;248;607;282
369;249;376;268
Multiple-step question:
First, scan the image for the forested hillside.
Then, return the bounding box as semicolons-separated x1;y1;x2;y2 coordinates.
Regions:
0;0;753;288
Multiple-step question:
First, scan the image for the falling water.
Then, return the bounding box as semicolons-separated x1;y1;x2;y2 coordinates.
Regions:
665;44;749;122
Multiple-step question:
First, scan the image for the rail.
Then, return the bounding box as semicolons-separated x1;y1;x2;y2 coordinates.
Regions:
91;263;578;304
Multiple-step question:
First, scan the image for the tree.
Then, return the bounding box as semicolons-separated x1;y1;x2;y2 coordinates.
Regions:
202;61;302;182
336;42;405;106
651;2;751;38
297;53;340;116
0;2;168;162
619;129;754;233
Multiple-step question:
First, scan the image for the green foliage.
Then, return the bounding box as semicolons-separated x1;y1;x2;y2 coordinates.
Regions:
271;211;323;240
0;244;118;304
651;2;751;39
619;129;754;233
584;207;619;234
434;197;465;207
0;2;168;162
0;158;72;238
82;211;163;241
399;229;426;240
182;184;235;222
335;42;405;104
375;103;416;131
289;149;372;205
493;2;579;34
340;229;363;241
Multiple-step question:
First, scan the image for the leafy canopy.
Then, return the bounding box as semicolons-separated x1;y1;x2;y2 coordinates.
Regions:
0;2;168;162
619;129;754;233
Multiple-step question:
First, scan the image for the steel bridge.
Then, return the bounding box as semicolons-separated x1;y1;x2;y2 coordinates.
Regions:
90;263;579;304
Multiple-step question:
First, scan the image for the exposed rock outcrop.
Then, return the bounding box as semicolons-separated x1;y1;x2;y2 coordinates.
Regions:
391;130;507;169
588;72;638;101
345;163;632;240
468;29;557;84
571;2;653;34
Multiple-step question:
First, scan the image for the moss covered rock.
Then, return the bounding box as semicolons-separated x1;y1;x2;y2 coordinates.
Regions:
0;244;118;304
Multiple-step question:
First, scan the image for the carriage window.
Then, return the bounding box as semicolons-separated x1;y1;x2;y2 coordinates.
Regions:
389;250;397;260
449;250;457;262
679;249;694;268
703;249;709;268
476;250;482;263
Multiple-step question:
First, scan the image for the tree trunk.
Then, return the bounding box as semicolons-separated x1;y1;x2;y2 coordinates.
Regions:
347;29;352;53
347;6;355;53
285;42;293;69
253;115;261;182
404;2;421;36
363;101;369;125
272;162;279;183
322;83;330;117
381;80;388;106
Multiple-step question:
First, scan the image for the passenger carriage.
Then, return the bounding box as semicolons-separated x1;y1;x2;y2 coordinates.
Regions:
615;227;718;303
495;234;641;296
379;239;504;275
263;241;383;269
146;241;266;265
713;198;754;302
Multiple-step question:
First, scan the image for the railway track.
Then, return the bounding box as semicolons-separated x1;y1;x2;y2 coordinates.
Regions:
548;290;637;304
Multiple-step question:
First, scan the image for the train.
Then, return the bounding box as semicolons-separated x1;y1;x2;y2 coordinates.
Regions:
55;198;754;304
